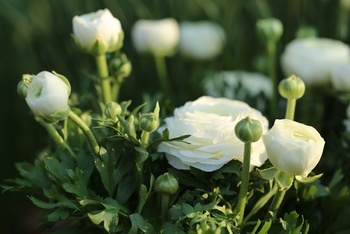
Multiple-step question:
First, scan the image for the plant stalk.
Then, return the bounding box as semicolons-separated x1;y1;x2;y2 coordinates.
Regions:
95;54;112;103
68;110;99;156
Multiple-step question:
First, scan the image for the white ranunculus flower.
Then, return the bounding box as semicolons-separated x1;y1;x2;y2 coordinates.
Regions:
73;9;123;55
281;38;350;85
131;18;179;56
25;71;70;123
262;119;325;177
179;21;226;60
331;63;350;91
158;96;269;172
202;71;272;112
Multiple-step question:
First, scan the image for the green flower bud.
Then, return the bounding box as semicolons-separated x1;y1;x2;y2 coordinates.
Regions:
256;18;283;42
235;116;263;143
104;101;122;120
17;74;34;98
154;173;179;195
278;75;306;100
109;53;132;78
139;113;159;132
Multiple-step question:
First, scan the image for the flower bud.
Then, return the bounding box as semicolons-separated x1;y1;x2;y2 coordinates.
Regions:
17;74;34;98
278;75;305;100
25;71;70;123
154;173;179;195
139;113;159;133
109;53;132;78
104;101;122;120
256;18;283;42
235;116;263;143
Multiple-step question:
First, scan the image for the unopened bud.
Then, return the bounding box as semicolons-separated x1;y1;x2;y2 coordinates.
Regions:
278;75;305;100
154;173;179;195
105;101;122;120
109;53;132;78
256;18;283;42
139;113;159;132
235;116;263;143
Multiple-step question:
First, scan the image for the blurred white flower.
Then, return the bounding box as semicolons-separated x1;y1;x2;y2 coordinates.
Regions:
72;9;123;55
202;71;272;111
262;119;325;177
25;71;70;123
331;63;350;91
281;38;350;85
179;21;225;60
131;18;179;56
158;96;269;172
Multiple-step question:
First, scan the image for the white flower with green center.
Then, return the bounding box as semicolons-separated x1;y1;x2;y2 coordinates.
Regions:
262;119;325;177
25;71;70;123
158;96;269;172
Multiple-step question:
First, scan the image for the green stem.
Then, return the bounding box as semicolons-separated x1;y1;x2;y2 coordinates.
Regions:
266;188;287;218
235;142;252;225
95;54;112;103
285;98;296;120
141;131;150;147
160;193;170;222
154;55;171;100
243;183;278;223
68;110;99;156
111;77;123;102
37;118;75;156
266;41;277;120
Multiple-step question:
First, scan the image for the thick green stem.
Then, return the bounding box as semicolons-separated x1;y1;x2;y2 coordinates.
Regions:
160;193;170;222
266;41;277;119
68;111;99;156
95;54;112;103
37;118;75;156
243;184;278;223
266;188;287;218
154;55;171;100
235;142;252;225
285;98;296;120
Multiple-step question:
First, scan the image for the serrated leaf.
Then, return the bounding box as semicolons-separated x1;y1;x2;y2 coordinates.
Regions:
62;168;89;198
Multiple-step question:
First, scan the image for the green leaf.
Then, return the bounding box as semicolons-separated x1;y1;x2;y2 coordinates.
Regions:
47;207;70;222
62;168;89;198
160;222;186;234
328;169;344;188
137;174;154;213
88;209;119;233
275;171;294;190
129;213;156;234
295;173;322;184
257;167;278;180
134;146;149;164
280;211;305;234
29;196;61;209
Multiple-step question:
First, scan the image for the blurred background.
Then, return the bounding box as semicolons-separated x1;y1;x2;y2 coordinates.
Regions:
0;0;349;233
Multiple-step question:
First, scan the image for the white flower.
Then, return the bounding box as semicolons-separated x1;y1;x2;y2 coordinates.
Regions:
25;71;70;123
202;71;272;111
179;21;225;60
158;96;269;172
281;38;350;85
331;63;350;91
72;9;123;55
262;119;325;177
131;18;179;56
